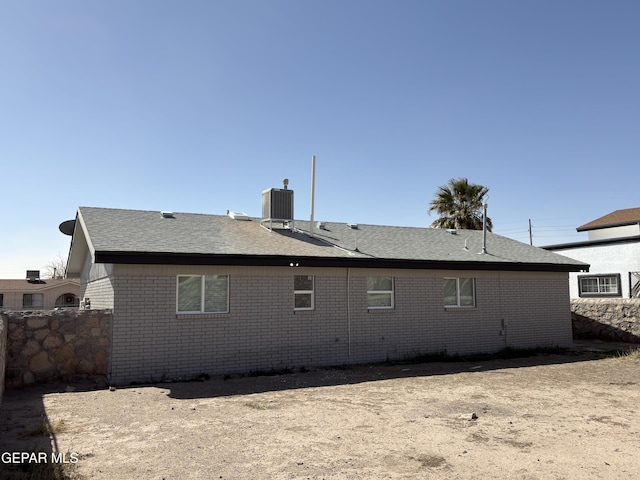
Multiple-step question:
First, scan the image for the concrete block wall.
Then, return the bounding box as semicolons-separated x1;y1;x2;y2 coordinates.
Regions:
83;275;115;309
498;273;573;349
107;264;572;384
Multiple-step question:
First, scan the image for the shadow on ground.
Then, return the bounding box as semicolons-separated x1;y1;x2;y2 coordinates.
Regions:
1;340;638;476
160;339;640;401
164;347;637;400
0;383;69;479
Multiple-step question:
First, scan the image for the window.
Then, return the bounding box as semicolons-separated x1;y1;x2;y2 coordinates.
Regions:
367;276;394;309
444;277;475;307
23;293;44;308
578;274;621;297
0;293;3;308
294;275;314;310
55;293;80;308
177;275;229;313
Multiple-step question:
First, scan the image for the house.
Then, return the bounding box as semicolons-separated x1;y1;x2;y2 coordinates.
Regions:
544;208;640;299
0;271;80;310
65;190;588;384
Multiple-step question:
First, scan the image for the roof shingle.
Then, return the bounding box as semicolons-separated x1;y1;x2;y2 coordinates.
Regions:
70;206;588;273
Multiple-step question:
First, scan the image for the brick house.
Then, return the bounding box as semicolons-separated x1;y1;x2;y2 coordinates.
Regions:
544;207;640;298
65;195;587;384
0;272;80;311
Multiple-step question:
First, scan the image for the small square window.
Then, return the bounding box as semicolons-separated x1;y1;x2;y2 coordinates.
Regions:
23;293;44;308
367;276;394;309
294;275;314;310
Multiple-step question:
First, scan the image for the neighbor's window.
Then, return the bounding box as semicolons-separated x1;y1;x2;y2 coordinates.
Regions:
367;276;394;309
578;274;621;297
55;293;80;308
23;293;44;308
177;275;229;313
0;293;3;307
294;275;314;310
444;277;475;307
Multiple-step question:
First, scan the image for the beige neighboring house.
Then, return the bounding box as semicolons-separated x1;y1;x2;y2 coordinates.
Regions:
0;271;80;310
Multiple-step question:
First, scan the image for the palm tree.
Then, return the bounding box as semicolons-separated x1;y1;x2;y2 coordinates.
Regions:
428;178;492;231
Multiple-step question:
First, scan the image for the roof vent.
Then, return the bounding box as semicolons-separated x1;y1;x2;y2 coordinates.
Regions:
161;211;175;218
446;229;457;235
228;211;249;221
348;223;358;229
26;270;40;282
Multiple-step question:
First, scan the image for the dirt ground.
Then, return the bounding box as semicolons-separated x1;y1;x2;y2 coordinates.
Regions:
2;348;640;479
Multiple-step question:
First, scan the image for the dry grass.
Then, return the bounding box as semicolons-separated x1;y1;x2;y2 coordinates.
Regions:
21;419;67;438
0;420;81;479
0;449;83;480
619;347;640;359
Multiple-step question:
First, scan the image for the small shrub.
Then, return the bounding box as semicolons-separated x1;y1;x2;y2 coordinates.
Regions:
247;367;293;377
400;346;570;365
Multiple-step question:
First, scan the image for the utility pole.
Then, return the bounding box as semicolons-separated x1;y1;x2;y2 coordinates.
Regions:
528;219;533;246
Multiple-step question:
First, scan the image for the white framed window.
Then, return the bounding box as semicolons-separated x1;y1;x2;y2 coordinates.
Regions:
444;277;475;307
23;293;44;308
177;275;229;313
294;275;314;310
367;276;394;309
578;274;621;297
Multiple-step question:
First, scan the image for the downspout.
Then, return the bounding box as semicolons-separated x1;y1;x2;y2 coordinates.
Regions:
347;267;351;358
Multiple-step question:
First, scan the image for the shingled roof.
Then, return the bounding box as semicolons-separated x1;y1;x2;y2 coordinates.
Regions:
0;278;79;292
66;206;588;275
577;207;640;232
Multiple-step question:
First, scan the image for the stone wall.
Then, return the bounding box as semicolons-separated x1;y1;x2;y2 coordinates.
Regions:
571;299;640;343
0;315;6;402
2;309;112;388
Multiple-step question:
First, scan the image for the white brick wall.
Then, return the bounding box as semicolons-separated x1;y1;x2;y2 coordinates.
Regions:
83;276;115;309
106;265;572;384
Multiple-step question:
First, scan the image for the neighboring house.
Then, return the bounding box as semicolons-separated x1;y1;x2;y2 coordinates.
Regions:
545;208;640;299
0;271;80;310
65;191;587;384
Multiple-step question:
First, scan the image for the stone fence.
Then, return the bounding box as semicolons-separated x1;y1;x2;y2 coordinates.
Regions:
1;309;112;388
571;298;640;343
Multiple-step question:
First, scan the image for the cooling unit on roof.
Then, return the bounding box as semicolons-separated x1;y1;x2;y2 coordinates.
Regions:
261;179;294;230
26;270;40;282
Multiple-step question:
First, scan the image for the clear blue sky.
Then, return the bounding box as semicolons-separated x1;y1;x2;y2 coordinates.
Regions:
1;1;638;278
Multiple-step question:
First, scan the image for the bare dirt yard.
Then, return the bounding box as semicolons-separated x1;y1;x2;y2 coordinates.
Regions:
2;349;640;479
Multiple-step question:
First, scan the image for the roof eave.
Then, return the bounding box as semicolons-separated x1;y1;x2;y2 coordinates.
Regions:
577;221;640;232
93;251;588;273
544;234;640;250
